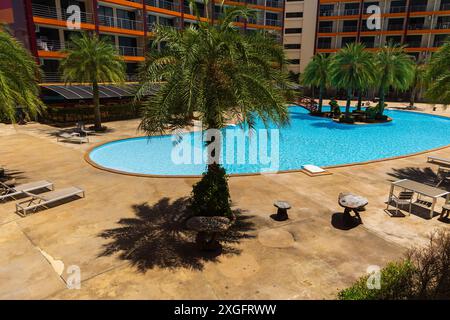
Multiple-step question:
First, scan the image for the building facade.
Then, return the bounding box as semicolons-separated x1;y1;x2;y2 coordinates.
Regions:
283;0;318;74
316;0;450;60
2;0;285;83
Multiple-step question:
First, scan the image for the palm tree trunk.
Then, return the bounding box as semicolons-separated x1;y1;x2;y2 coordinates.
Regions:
378;86;385;116
409;86;417;108
345;88;352;117
93;80;102;131
357;90;363;111
318;84;324;113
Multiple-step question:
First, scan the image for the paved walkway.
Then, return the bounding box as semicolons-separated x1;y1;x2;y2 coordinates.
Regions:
0;104;449;299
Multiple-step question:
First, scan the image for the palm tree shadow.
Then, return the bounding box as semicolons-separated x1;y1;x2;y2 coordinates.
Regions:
388;167;449;192
98;197;255;272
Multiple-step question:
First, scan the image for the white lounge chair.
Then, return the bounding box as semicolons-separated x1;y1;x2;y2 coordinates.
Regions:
57;132;89;144
302;164;332;176
0;180;54;201
427;156;450;167
15;186;85;216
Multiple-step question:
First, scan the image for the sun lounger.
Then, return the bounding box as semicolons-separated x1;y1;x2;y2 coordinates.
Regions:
302;164;332;177
15;186;85;216
76;122;95;136
427;156;450;167
57;132;89;144
0;180;53;201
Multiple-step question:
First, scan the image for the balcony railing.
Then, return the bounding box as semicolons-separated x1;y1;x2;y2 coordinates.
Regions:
441;3;450;10
126;73;139;82
410;5;427;12
318;26;333;33
408;24;426;30
98;14;143;31
37;39;64;52
42;71;62;83
435;22;450;29
317;42;332;49
32;3;93;24
342;25;358;32
265;19;282;27
341;8;360;16
145;0;180;11
390;6;407;13
405;41;422;47
118;46;144;56
434;39;447;47
319;10;335;17
387;24;404;30
265;0;283;8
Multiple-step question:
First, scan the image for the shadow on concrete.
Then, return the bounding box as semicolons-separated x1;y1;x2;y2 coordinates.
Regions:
98;197;256;272
331;212;362;230
388;167;449;191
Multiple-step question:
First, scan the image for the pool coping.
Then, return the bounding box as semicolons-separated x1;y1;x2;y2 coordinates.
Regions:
84;140;450;179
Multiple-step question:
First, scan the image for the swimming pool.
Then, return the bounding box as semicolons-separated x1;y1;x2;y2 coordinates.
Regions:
88;106;450;176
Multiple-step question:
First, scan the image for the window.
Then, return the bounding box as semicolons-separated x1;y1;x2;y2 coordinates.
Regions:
288;59;300;65
286;12;303;18
285;28;302;34
286;0;304;2
284;43;301;49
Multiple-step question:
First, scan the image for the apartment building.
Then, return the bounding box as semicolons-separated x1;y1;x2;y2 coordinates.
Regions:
283;0;318;74
2;0;285;84
316;0;450;60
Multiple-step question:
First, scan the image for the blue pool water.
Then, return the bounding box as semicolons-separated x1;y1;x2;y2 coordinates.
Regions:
89;106;450;176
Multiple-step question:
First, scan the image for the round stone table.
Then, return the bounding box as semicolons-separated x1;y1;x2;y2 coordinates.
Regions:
338;192;368;223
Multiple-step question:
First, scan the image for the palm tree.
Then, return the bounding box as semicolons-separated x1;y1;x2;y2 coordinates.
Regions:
330;43;375;118
374;43;414;116
60;33;125;131
0;24;44;122
409;59;427;109
137;7;292;217
301;53;331;113
425;39;450;106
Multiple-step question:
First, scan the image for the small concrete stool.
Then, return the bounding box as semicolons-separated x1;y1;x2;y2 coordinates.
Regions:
441;204;450;219
273;201;291;221
338;193;368;224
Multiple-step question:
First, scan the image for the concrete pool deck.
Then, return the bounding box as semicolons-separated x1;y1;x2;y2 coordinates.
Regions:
0;102;449;299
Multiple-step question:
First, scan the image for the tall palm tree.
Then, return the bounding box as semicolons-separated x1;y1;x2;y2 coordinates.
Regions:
137;7;292;215
301;53;331;113
425;39;450;106
374;43;414;116
0;24;44;122
330;43;375;118
60;33;125;131
409;59;427;109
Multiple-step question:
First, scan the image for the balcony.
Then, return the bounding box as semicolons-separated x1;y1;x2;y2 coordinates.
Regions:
441;3;450;10
317;42;332;49
318;26;333;33
98;15;143;31
145;0;180;12
118;46;144;56
341;8;360;16
265;19;282;27
265;0;283;8
434;39;447;47
320;10;336;17
389;6;407;13
37;39;65;52
32;3;94;24
42;71;62;83
435;22;450;30
408;24;426;30
387;24;404;31
405;41;422;48
342;25;358;32
410;5;428;12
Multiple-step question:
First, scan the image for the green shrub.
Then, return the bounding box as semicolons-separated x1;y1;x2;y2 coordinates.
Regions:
338;230;450;300
338;261;415;300
190;164;232;218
